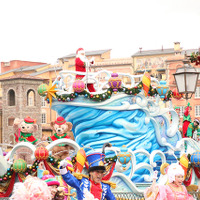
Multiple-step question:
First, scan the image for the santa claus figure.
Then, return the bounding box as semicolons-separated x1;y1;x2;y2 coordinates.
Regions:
75;48;95;92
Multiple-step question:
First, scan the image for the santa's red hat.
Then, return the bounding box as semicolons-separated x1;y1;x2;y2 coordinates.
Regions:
76;48;85;56
55;116;66;125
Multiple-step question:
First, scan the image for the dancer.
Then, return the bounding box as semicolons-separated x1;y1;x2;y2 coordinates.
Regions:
186;118;200;139
144;163;195;200
10;175;51;200
182;103;192;138
42;175;61;199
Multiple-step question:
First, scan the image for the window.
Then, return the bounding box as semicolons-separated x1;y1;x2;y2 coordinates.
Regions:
8;89;15;106
179;106;184;118
42;97;46;107
195;87;200;98
4;62;10;67
8;117;15;126
42;113;46;124
195;105;200;117
27;90;35;106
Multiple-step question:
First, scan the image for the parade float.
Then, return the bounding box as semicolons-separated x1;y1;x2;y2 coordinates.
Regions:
1;52;200;199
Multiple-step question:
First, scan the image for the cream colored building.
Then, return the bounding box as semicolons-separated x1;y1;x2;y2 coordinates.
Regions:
1;43;198;142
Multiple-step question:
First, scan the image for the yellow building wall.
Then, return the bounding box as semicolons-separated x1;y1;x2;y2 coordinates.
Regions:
133;53;174;71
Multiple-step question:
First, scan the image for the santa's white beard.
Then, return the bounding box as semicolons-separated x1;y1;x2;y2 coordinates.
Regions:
77;55;87;62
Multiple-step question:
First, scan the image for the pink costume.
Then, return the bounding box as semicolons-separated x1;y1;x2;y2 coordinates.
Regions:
144;184;194;200
144;163;194;200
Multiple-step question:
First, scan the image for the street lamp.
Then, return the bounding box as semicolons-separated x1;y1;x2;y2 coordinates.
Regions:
173;60;199;100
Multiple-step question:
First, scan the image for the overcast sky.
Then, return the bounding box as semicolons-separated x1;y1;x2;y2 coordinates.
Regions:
0;0;200;64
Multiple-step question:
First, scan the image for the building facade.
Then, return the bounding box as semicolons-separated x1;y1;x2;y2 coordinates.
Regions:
0;44;199;145
166;55;200;123
132;42;200;124
0;74;44;145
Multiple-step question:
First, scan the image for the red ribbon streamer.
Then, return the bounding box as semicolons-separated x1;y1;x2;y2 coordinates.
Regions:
102;162;116;181
194;167;200;178
17;173;23;183
44;160;55;175
183;169;193;186
0;172;16;197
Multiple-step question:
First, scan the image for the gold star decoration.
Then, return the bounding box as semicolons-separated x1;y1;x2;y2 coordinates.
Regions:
45;79;57;107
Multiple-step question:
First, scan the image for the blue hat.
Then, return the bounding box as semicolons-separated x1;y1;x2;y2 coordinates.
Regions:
86;153;106;173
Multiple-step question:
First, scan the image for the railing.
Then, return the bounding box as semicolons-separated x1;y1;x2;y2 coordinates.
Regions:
113;192;145;200
0;191;200;200
56;70;159;95
112;191;200;200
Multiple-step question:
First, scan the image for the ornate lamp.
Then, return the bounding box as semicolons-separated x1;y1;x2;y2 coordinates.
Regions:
108;73;122;94
156;80;169;99
173;60;199;100
117;145;131;170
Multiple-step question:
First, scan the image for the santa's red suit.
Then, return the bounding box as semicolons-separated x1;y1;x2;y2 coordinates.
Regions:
75;48;95;92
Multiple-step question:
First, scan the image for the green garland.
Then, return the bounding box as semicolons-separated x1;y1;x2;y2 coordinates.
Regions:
47;156;61;168
189;52;200;65
0;156;63;184
49;82;173;103
0;167;14;183
105;155;117;163
0;160;39;184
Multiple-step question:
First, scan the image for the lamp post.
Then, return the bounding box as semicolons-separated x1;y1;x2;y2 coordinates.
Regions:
173;60;199;101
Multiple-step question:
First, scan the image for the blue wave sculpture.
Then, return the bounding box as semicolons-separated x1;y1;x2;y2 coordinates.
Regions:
52;93;181;183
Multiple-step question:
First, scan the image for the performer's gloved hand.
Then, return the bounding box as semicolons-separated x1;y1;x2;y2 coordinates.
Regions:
60;160;68;168
59;160;68;175
153;170;158;180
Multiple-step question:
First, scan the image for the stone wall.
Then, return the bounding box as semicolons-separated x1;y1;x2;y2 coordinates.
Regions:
1;78;43;145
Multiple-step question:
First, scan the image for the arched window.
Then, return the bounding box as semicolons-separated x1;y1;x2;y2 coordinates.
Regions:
27;90;35;106
8;89;15;106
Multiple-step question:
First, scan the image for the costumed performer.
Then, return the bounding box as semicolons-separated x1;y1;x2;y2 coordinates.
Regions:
47;117;72;141
182;103;192;138
10;175;51;200
38;160;73;200
186;118;200;140
42;175;61;200
59;152;116;200
144;163;195;200
37;161;65;200
75;48;95;92
13;116;38;165
41;116;73;160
